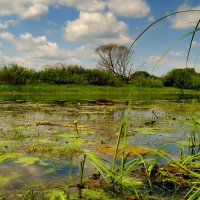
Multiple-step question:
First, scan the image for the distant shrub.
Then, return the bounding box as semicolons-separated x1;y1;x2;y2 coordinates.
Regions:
163;68;192;89
0;64;35;84
131;76;163;88
130;71;150;80
191;75;200;90
86;69;123;86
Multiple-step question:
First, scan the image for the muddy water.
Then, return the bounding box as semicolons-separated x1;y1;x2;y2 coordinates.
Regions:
0;99;199;198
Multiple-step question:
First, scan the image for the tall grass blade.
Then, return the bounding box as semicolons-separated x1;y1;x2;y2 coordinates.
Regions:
112;109;125;170
187;188;200;200
129;9;200;52
150;27;200;74
80;154;86;187
185;180;200;199
186;19;200;67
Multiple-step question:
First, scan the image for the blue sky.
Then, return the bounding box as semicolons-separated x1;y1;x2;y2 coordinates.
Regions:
0;0;200;75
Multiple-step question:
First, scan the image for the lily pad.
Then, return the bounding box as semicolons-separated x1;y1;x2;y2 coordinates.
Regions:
134;127;157;135
57;133;79;138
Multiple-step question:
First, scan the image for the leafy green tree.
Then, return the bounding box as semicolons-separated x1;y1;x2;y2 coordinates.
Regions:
163;68;192;89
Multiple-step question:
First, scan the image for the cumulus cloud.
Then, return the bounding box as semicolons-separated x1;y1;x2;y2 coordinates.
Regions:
0;19;17;31
17;33;61;57
0;32;85;68
67;44;95;58
0;32;15;43
0;0;106;19
170;4;200;29
0;0;50;20
64;12;131;45
107;0;150;18
20;4;49;20
58;0;106;12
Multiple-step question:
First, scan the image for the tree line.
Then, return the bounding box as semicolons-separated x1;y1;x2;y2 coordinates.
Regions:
1;63;200;89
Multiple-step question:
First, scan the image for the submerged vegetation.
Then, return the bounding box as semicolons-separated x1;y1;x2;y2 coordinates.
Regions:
0;100;199;199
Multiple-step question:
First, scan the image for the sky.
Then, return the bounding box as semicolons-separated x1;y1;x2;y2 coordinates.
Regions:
0;0;200;75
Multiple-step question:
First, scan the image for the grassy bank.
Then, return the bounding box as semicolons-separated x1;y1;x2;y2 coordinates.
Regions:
0;83;188;94
0;84;199;102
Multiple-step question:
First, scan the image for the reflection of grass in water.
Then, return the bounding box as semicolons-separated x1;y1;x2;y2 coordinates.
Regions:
0;172;21;187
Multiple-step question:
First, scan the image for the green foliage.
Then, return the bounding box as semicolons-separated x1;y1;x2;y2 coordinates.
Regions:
130;71;163;88
163;68;193;89
0;64;123;86
191;75;200;90
1;64;200;89
130;71;150;80
0;64;36;85
86;69;122;86
38;65;87;85
133;77;163;88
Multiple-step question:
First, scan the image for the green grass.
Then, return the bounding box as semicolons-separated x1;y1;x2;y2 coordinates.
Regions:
0;83;196;94
0;83;199;102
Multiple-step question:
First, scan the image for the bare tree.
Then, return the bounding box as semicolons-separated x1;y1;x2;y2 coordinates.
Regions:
95;44;133;81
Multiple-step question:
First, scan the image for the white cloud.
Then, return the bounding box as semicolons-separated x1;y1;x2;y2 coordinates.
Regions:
0;19;17;31
0;32;86;68
0;0;106;20
168;51;184;57
191;40;200;48
170;4;200;29
0;0;50;20
0;32;15;43
21;4;49;20
58;0;106;12
67;44;95;58
107;0;150;18
147;16;155;23
145;54;196;75
64;12;131;45
16;33;66;59
0;53;27;66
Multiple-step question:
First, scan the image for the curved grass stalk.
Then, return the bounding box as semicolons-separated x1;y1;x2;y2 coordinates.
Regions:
150;27;200;75
86;153;113;183
138;155;152;187
186;19;200;67
129;9;200;52
109;157;143;190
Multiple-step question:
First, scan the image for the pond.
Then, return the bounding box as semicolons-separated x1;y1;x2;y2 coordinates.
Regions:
0;94;200;199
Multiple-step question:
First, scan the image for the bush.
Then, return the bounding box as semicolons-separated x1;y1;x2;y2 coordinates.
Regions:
86;69;123;86
130;71;150;80
0;64;35;84
163;68;192;89
131;76;163;88
191;75;200;90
